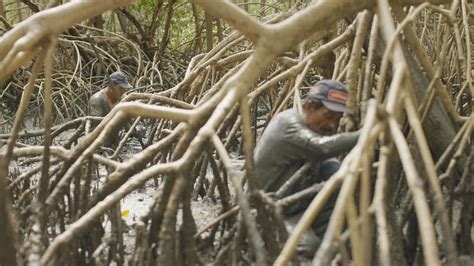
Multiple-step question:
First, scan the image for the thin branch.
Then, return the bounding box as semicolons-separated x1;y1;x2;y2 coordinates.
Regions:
211;134;267;265
388;116;441;266
40;162;178;264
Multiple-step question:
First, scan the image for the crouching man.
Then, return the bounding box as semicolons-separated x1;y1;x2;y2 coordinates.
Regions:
88;71;134;148
254;79;360;255
89;71;131;117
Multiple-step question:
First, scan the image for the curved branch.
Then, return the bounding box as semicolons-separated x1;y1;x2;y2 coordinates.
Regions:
269;0;370;55
117;8;147;43
190;0;266;43
20;0;40;13
0;0;132;78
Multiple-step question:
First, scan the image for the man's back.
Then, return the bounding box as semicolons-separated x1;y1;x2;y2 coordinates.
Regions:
255;109;310;192
254;108;359;192
89;89;111;117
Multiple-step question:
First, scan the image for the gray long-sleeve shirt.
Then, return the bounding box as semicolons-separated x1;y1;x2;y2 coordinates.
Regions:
254;109;359;192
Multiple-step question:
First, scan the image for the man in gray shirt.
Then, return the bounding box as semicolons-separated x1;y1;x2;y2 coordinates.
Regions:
254;79;359;254
89;71;132;117
88;71;132;148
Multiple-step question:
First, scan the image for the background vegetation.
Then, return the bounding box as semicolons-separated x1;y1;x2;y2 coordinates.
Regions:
0;0;472;265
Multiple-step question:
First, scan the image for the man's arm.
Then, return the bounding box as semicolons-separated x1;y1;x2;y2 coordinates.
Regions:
285;123;360;160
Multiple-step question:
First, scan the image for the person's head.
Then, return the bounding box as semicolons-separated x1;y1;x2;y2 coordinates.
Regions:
108;71;132;99
303;79;351;135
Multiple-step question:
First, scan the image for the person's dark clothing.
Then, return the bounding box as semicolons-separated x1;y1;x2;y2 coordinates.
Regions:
254;108;360;250
254;108;359;193
88;89;119;147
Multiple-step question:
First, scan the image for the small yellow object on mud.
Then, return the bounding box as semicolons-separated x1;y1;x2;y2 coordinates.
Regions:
121;210;130;217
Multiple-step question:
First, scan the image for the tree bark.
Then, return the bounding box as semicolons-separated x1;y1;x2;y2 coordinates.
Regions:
0;156;18;266
147;0;164;45
404;47;458;159
158;0;177;57
0;0;5;18
369;25;458;160
191;4;202;53
205;11;213;52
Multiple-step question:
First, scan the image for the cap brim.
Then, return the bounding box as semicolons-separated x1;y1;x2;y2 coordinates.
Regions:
321;100;352;114
118;82;132;89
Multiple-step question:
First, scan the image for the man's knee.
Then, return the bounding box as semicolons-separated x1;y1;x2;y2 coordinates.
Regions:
284;212;322;257
320;158;340;179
